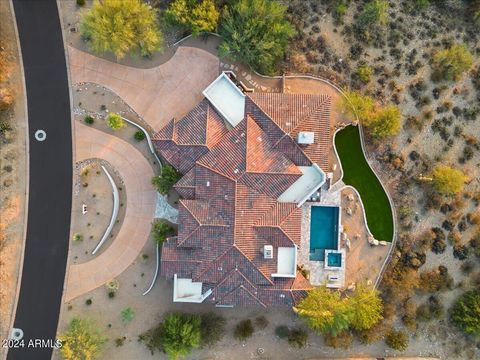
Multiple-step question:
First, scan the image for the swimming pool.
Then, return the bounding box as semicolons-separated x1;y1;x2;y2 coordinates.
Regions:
309;206;340;261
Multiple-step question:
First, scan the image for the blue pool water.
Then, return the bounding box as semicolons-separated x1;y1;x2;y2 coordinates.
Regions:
327;252;342;267
309;206;339;261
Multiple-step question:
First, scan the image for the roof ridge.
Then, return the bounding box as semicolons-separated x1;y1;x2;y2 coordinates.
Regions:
216;283;266;308
195;162;237;182
215;267;258;290
288;94;331;134
192;246;233;281
233;245;274;285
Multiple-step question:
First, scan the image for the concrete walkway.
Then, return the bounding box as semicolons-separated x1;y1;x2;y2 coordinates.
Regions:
68;45;219;131
65;122;156;302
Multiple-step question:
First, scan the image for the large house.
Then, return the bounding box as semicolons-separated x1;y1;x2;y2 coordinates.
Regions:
153;73;333;307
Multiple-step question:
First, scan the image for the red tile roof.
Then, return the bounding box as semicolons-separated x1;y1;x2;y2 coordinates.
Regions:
155;92;331;307
152;99;228;174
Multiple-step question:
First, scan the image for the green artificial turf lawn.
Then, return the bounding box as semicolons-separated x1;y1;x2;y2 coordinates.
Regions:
334;125;394;242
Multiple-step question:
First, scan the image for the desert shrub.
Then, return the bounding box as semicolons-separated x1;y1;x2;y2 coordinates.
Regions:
431;44;474;81
431;227;446;254
199;312;226;348
77;0;86;6
59;318;107;360
356;321;387;344
356;64;374;83
134;130;145;141
164;0;219;34
453;244;469;260
385;329;408;351
106;279;119;292
358;0;389;29
381;266;419;302
430;165;467;195
417;296;444;321
80;0;163;59
401;299;417;331
72;233;83;241
151;165;181;195
325;330;353;349
84;115;94;124
115;336;126;347
106;112;126;130
416;303;431;321
151;221;175;245
287;328;308;348
218;0;294;75
139;312;201;358
467;213;480;225
419;266;453;292
469;233;480;257
85;298;92;306
275;325;290;339
254;316;269;330
234;319;254;341
450;289;480;335
460;260;474;275
121;307;135;323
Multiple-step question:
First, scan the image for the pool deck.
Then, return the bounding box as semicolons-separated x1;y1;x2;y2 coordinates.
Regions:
298;184;390;288
341;188;391;287
299;196;345;287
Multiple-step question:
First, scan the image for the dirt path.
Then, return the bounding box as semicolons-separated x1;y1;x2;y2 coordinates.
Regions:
0;0;27;352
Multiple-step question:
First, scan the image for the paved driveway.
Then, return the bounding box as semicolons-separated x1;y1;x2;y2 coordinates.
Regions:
65;122;156;302
68;46;219;131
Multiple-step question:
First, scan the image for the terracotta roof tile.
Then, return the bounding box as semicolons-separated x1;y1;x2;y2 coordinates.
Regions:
156;92;332;307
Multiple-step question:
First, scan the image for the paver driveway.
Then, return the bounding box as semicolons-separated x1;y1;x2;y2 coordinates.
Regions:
65;122;156;302
68;46;220;131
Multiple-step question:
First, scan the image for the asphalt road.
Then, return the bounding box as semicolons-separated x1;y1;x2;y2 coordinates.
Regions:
7;0;72;359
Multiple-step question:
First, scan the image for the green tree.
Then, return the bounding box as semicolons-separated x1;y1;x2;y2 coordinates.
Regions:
356;64;374;83
59;318;107;360
80;0;163;59
340;90;375;122
106;112;126;130
151;165;182;194
348;283;383;331
165;0;219;34
364;104;402;138
432;44;474;81
152;220;175;245
385;329;408;351
430;165;467;195
121;307;135;323
450;289;480;335
293;287;352;336
218;0;295;75
358;0;389;28
161;313;201;360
